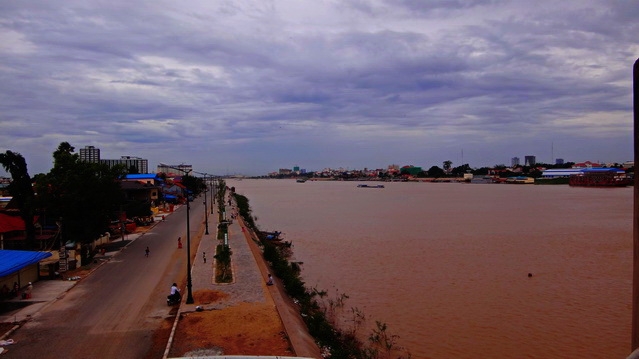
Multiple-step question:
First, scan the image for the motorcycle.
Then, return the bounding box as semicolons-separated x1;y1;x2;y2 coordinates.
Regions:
167;292;181;306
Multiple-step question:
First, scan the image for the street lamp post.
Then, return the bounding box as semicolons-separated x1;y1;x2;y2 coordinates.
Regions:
185;192;194;304
210;177;214;214
204;185;209;235
160;163;195;304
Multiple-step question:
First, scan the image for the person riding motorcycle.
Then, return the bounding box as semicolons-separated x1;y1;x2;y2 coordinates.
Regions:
168;283;181;303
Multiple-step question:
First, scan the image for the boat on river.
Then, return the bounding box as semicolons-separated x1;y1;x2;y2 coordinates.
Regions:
504;176;535;184
569;169;632;187
357;184;385;188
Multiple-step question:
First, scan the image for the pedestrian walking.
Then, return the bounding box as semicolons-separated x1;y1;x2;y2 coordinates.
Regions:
25;282;33;299
12;282;19;298
177;237;182;249
203;252;206;263
145;246;150;257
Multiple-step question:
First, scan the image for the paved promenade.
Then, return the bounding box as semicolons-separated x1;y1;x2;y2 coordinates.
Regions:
175;201;321;358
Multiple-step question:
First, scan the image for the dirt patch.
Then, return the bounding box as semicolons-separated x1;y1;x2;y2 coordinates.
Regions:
193;289;227;304
168;290;293;357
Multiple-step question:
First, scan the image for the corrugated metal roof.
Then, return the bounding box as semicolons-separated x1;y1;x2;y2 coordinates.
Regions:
0;250;52;277
541;167;625;178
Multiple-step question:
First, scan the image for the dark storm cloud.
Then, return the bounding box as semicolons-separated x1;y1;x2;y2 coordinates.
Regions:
0;0;636;175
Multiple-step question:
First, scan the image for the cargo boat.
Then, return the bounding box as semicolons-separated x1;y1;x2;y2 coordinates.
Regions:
569;170;632;187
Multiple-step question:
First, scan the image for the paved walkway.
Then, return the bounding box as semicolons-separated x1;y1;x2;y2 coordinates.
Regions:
176;201;322;358
182;204;269;310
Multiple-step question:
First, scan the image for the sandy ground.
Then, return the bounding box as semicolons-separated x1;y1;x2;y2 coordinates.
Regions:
166;289;294;357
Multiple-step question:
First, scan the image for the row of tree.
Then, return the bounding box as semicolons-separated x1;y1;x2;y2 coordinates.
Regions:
0;142;204;252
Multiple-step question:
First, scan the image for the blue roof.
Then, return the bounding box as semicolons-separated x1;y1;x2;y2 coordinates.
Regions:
124;174;162;180
0;250;52;277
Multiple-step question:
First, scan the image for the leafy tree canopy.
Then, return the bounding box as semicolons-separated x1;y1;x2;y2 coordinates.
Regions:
451;163;471;176
427;166;445;178
181;174;206;197
35;142;126;245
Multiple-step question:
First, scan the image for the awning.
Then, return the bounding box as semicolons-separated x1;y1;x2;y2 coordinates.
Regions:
0;213;40;234
0;250;52;277
0;213;26;233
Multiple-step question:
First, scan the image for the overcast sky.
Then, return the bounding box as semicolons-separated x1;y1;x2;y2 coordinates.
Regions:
1;0;637;176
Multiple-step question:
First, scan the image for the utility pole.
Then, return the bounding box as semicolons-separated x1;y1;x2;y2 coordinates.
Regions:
160;163;195;304
204;182;209;235
211;177;215;214
632;57;639;352
185;189;194;304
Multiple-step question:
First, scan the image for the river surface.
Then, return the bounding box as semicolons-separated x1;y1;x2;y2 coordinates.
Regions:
231;179;632;358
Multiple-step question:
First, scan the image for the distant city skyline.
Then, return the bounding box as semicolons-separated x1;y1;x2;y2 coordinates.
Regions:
0;1;635;176
0;142;630;178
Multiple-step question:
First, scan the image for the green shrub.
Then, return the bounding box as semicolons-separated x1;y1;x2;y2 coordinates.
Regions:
214;244;232;283
238;194;410;358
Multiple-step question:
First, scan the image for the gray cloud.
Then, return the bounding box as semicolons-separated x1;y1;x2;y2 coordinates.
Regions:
0;0;636;176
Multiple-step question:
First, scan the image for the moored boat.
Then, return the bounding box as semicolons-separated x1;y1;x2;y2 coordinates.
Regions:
357;184;385;188
569;170;632;187
504;176;535;184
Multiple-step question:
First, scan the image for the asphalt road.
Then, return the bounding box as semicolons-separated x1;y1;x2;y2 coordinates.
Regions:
3;198;206;359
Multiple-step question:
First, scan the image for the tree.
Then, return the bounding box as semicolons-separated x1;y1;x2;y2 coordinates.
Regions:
443;160;452;173
0;150;36;249
451;164;471;176
181;174;206;197
473;167;491;176
127;165;139;174
35;142;125;251
427;166;445;178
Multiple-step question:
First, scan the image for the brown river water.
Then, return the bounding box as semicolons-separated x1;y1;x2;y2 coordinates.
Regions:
231;179;632;358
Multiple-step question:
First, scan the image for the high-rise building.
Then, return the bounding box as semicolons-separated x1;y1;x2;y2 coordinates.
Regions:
80;146;148;173
79;146;100;163
555;158;564;165
524;155;536;166
511;157;520;167
102;156;149;174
